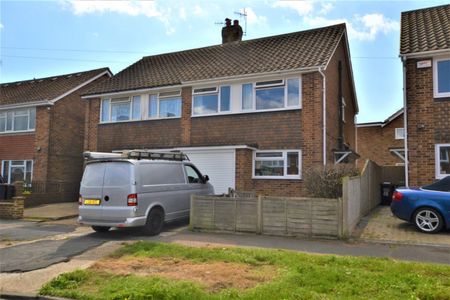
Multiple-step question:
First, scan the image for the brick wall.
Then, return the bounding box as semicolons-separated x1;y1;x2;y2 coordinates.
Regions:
0;197;25;219
324;39;357;163
406;57;450;186
0;133;35;161
356;114;405;168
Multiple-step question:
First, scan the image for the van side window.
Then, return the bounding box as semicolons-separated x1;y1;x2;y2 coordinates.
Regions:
104;162;132;186
83;163;105;187
185;165;202;184
141;163;185;185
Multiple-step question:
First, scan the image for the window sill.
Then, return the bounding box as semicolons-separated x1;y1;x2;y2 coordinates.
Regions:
436;174;450;179
252;176;301;180
99;117;181;124
434;96;450;102
191;106;301;118
0;130;35;135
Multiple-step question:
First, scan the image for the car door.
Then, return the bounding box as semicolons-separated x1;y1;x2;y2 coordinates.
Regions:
183;164;209;208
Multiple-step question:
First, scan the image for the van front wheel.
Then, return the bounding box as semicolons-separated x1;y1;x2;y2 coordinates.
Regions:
143;208;164;236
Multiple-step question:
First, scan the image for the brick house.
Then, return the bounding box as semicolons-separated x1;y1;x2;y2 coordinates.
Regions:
83;24;358;196
0;68;111;203
356;109;405;169
400;4;450;186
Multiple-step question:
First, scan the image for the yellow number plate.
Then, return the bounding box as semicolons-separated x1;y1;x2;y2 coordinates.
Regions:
84;199;100;205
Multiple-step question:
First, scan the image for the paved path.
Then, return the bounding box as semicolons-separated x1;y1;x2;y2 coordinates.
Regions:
24;202;78;221
357;206;450;247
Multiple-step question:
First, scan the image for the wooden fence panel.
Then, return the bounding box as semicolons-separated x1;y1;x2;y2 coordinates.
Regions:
236;198;258;232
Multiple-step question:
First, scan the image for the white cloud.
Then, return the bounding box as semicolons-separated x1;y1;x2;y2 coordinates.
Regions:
0;23;3;30
304;13;398;41
179;7;187;21
273;0;314;16
319;3;333;15
60;0;179;34
243;7;267;25
193;4;204;16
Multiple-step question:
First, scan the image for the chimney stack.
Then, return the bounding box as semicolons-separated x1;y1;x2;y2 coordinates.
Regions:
222;18;243;44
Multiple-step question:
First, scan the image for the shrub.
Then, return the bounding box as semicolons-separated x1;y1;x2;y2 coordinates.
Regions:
304;165;359;198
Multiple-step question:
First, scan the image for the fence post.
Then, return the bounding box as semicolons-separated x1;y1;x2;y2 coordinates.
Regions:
257;195;262;234
341;177;349;238
233;197;237;232
189;194;195;230
284;197;288;235
212;196;216;230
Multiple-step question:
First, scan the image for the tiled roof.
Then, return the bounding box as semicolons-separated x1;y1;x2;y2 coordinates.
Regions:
400;4;450;55
86;24;346;95
0;68;110;106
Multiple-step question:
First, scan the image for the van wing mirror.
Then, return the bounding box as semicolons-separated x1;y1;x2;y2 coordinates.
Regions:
203;175;209;183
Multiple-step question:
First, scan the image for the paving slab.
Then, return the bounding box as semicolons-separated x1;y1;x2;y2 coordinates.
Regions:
357;206;450;247
24;203;78;221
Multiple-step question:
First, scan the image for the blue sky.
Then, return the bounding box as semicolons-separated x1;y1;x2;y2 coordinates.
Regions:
0;0;448;123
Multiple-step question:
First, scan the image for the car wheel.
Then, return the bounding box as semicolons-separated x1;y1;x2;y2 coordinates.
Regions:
413;208;444;233
142;208;164;236
91;226;110;233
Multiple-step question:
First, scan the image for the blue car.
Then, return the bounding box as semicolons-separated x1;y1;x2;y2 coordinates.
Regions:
391;176;450;233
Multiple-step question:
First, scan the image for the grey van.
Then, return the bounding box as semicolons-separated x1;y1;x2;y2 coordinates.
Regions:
78;151;214;235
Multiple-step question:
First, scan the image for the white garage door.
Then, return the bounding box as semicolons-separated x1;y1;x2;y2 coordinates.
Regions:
182;149;235;194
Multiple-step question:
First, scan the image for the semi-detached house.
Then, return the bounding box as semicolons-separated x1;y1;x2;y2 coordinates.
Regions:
400;4;450;186
0;68;111;203
83;23;358;196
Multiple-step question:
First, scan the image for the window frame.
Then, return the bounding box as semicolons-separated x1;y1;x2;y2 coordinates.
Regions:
395;128;405;140
252;150;301;180
1;159;33;185
435;144;450;179
0;108;36;134
191;85;231;116
100;96;141;123
244;77;302;112
155;91;182;119
433;56;450;98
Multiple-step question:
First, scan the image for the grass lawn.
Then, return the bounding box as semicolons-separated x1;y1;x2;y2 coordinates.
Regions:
40;241;450;300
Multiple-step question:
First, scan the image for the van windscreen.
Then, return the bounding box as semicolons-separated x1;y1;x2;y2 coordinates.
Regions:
82;163;105;187
104;162;132;186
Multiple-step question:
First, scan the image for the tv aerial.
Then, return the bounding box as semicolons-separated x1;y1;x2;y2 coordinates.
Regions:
214;8;248;36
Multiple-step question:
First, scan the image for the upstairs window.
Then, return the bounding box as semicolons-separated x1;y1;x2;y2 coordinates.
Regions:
193;86;231;115
395;128;405;140
148;91;182;118
242;77;301;111
434;57;450;98
0;108;36;133
101;96;141;122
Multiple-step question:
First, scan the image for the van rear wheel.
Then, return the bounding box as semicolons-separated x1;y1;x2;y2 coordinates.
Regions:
143;208;164;236
92;226;110;233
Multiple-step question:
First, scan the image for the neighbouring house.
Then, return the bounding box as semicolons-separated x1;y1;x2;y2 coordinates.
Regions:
356;108;405;169
83;23;358;196
0;68;111;204
400;4;450;186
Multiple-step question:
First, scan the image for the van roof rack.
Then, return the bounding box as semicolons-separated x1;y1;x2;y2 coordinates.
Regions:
123;150;189;161
83;150;189;161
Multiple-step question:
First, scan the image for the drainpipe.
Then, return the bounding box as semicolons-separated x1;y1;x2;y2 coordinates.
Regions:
401;55;409;187
319;67;327;166
338;60;344;150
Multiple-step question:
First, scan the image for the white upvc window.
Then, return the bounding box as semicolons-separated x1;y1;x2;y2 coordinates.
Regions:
1;160;33;185
395;128;405;140
100;96;141;123
436;144;450;179
148;91;182;119
0;108;36;133
192;86;231;115
253;150;301;179
433;57;450;98
242;77;302;111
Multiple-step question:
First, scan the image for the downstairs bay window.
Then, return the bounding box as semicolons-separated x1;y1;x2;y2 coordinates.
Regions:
1;160;33;185
253;150;301;179
436;144;450;179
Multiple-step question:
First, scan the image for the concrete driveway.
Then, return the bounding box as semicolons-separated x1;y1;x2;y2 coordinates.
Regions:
356;205;450;247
